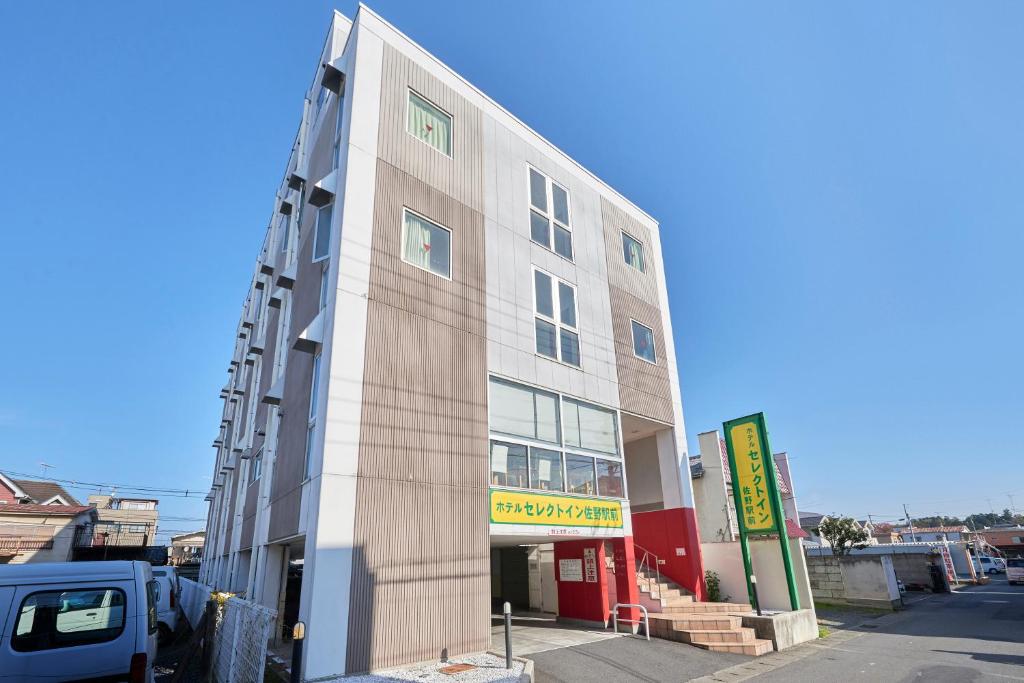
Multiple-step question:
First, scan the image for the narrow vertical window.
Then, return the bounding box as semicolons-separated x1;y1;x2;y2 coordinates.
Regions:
631;320;657;363
304;353;322;480
401;209;451;279
279;214;290;253
533;268;580;367
313;204;332;262
527;167;573;261
621;231;645;272
319;267;330;311
407;90;452;156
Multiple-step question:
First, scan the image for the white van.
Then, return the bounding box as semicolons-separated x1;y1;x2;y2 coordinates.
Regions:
0;561;158;682
150;566;179;642
974;555;1005;575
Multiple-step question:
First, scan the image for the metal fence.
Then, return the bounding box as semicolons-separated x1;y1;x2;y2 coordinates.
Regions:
179;577;215;630
178;578;277;683
212;597;278;683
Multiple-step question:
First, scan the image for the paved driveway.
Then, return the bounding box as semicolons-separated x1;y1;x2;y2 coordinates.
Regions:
750;578;1024;683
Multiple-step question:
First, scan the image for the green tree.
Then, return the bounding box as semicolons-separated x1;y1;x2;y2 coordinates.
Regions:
816;516;870;556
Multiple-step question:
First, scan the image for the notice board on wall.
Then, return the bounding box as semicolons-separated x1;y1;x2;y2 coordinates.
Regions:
559;559;583;582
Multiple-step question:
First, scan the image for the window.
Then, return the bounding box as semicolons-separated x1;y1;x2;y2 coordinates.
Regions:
622;231;645;272
488;377;560;444
249;448;263;484
565;454;597;496
12;588;127;652
319;267;330;311
316;84;328;111
124;524;147;534
313;204;332;262
528;167;572;260
596;460;624;498
490;441;528;488
486;377;625;499
279;214;291;253
530;448;564;492
407;90;452;156
333;84;346;169
304;353;321;480
401;209;451;279
145;581;158;634
631;320;657;363
563;398;619;455
533;269;580;366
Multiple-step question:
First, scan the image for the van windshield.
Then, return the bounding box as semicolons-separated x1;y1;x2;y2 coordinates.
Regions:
1007;559;1024;568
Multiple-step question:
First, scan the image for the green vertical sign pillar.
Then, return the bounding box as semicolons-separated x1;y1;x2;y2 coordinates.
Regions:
723;412;800;612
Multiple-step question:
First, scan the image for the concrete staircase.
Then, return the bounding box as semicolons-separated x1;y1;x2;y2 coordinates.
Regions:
635;569;773;656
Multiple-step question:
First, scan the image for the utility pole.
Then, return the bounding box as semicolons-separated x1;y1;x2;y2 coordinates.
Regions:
1009;493;1018;517
903;504;916;542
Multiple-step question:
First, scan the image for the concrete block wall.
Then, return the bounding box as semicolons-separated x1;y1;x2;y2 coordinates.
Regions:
806;556;846;600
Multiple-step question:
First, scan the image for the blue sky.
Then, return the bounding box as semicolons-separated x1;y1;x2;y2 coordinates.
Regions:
1;1;1021;538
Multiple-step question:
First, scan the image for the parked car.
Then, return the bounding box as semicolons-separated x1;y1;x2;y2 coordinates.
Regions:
1006;558;1024;585
0;560;158;682
973;555;1005;575
150;566;180;643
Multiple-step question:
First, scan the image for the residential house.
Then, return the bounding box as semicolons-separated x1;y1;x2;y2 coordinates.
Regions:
73;495;160;561
898;525;970;543
0;472;80;506
170;531;205;566
977;526;1024;558
202;7;715;675
868;522;900;544
0;474;97;564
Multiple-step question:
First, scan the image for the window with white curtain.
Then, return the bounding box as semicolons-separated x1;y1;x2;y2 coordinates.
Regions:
488;377;560;444
563;398;619;455
313;204;332;262
401;209;451;279
631;320;657;363
528;167;573;260
533;268;580;367
621;231;645;272
407;90;452;156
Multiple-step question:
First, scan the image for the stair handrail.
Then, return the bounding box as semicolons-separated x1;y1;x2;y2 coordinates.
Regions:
633;543;662;597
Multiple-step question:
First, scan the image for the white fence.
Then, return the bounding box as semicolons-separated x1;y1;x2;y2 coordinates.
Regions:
180;577;214;630
178;578;278;683
212;597;278;683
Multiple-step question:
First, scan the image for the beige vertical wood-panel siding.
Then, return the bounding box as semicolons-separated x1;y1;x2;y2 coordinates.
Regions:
377;45;484;214
601;198;674;423
345;56;488;669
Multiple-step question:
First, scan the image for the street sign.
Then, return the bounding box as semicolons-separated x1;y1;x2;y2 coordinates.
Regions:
723;412;801;611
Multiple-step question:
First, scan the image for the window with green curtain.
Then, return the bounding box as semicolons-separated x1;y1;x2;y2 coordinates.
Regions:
622;232;645;272
407;91;451;155
402;210;451;278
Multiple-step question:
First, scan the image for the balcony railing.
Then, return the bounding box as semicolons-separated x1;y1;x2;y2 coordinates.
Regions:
0;535;55;553
73;523;153;548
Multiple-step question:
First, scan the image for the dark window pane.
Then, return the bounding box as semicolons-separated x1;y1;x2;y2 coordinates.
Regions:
491;441;529;488
553;225;573;260
536;319;558;358
534;270;553;318
631;320;656;363
560;329;580;367
428;221;451;277
551;183;569;225
313;204;332;260
530;210;550;247
529;168;547;211
558;282;576;327
597;460;624;498
566;454;596;496
530;447;564;492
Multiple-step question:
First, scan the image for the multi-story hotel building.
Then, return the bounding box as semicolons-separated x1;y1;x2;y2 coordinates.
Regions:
202;6;708;676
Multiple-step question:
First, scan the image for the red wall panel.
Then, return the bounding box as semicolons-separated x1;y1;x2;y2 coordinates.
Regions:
631;507;707;601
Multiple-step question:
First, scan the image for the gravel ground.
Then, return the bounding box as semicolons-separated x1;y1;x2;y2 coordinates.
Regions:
153;633;203;682
344;653;524;683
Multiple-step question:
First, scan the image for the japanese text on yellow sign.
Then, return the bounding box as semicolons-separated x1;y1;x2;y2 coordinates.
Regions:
729;422;775;532
490;490;623;528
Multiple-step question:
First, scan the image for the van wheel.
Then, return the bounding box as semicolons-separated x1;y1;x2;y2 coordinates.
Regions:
158;623;174;646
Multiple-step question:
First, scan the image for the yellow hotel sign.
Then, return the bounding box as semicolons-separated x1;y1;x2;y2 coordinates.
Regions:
728;421;776;532
490;489;623;528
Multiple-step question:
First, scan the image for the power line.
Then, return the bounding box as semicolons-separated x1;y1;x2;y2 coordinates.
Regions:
1;470;208;498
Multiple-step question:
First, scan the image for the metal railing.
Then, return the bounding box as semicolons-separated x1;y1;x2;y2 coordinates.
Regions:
612;603;650;640
0;535;54;552
634;543;663;598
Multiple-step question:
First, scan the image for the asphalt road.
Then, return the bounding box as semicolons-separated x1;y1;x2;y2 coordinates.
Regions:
755;577;1024;683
